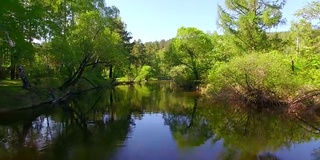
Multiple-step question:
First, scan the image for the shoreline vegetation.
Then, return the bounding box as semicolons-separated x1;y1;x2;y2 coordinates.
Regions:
1;0;320;119
201;52;320;116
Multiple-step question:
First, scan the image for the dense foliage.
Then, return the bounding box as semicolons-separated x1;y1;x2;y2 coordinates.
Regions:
203;0;320;106
0;0;132;90
1;0;320;107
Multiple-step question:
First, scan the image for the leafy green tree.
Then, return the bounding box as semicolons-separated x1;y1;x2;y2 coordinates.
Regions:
155;40;173;78
0;0;114;83
218;0;286;53
127;39;152;82
295;1;320;23
289;19;319;55
130;39;146;64
142;39;172;78
0;0;48;79
55;10;123;90
210;32;235;62
165;27;214;88
107;13;133;79
292;1;320;56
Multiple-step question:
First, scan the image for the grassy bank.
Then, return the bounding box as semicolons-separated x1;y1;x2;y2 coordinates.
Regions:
0;80;30;108
0;80;56;109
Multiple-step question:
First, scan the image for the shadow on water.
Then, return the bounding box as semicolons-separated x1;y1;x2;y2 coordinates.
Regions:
0;82;320;160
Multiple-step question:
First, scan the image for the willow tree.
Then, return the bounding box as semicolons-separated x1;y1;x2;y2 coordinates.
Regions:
218;0;286;53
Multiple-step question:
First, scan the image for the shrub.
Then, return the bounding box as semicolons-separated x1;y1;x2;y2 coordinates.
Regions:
135;65;152;81
294;54;320;88
206;51;302;103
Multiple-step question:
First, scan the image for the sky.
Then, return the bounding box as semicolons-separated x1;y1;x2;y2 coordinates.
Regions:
106;0;314;42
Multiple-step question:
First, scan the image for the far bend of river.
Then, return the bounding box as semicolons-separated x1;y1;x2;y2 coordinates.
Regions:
1;82;320;160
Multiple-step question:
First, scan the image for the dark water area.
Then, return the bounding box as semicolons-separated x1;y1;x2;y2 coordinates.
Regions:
0;82;320;160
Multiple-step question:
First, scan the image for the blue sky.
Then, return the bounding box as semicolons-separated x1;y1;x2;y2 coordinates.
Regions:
106;0;313;42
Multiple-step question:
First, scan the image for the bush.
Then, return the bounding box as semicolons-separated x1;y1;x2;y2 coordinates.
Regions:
135;65;152;81
294;54;320;88
206;51;302;103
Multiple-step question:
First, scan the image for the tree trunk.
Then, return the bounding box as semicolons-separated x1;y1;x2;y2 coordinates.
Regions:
59;64;86;90
109;65;113;79
59;55;89;90
193;69;199;81
187;97;198;130
15;67;19;79
110;89;114;121
10;64;15;80
18;66;31;89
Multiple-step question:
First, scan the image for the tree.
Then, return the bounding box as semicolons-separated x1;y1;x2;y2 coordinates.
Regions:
141;39;173;78
56;9;123;90
107;11;133;80
295;1;320;23
0;0;112;82
0;0;47;80
218;0;286;53
127;39;149;82
293;1;320;55
165;27;214;88
210;32;235;62
290;19;319;55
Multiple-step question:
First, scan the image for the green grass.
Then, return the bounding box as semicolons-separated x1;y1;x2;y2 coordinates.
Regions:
0;79;21;87
0;80;39;109
116;77;130;82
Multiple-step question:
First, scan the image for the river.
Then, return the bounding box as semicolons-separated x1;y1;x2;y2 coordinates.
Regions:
0;82;319;160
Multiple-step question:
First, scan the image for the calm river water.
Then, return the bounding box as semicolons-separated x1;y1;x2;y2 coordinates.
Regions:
0;82;319;160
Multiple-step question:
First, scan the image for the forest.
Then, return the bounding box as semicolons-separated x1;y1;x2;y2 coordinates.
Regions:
1;0;320;112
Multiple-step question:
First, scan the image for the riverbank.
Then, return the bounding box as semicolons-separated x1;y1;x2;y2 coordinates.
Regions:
202;87;320;121
0;82;319;160
0;77;114;110
0;80;30;108
0;79;70;109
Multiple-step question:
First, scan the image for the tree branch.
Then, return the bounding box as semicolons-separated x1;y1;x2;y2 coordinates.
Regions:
86;61;111;67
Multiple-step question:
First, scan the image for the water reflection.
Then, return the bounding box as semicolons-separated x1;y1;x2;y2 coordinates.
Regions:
0;82;319;160
163;97;214;148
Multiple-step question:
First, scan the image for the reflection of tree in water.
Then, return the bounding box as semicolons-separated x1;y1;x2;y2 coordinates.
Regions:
0;89;135;160
41;89;135;160
258;153;281;160
312;147;320;160
163;97;213;148
42;114;133;160
0;83;320;160
203;102;320;160
0;105;58;160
